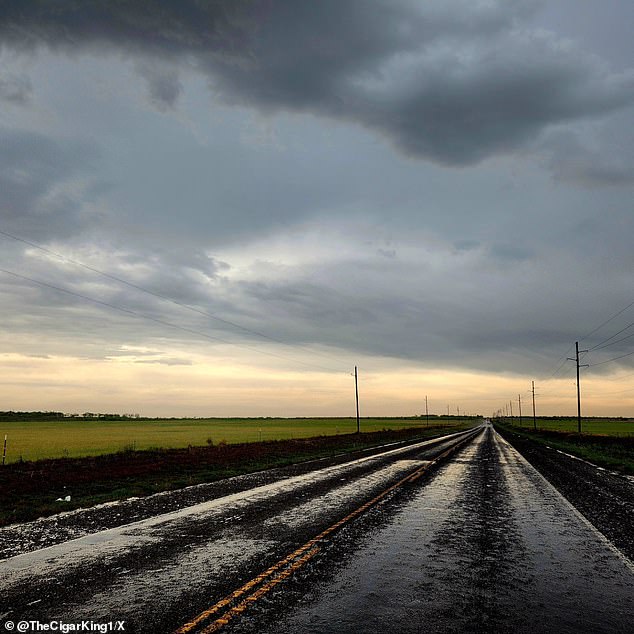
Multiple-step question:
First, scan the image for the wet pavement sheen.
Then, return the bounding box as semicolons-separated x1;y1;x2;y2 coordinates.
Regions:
2;425;632;633
0;430;475;630
259;425;634;634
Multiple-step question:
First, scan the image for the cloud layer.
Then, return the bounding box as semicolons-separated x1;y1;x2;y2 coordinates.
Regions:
1;1;633;415
2;1;633;166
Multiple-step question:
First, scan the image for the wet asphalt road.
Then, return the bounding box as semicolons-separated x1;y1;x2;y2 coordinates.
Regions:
250;425;634;634
1;424;633;633
0;429;475;632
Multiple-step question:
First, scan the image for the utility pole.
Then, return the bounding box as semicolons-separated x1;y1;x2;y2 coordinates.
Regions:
425;395;429;427
532;381;537;431
509;401;513;418
518;394;522;427
354;365;360;434
568;341;589;434
447;404;450;417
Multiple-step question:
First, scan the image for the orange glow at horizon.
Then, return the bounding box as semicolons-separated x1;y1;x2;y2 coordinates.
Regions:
1;352;633;419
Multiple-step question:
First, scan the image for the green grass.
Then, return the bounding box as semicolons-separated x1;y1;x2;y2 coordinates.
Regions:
494;419;634;475
0;423;478;525
498;416;634;436
0;415;474;463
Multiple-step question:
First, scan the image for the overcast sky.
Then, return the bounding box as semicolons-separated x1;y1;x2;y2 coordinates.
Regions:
1;0;633;417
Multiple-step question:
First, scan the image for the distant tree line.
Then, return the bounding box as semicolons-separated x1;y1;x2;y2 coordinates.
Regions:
0;411;141;421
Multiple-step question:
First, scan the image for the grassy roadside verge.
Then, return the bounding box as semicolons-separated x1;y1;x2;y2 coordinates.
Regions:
0;423;474;527
493;420;634;475
0;415;474;463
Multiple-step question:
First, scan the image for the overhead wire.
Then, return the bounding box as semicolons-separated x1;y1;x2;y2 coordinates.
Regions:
4;229;634;409
544;352;574;380
578;297;634;344
588;349;634;368
0;228;346;368
540;295;634;388
591;330;634;351
587;320;634;351
0;268;345;374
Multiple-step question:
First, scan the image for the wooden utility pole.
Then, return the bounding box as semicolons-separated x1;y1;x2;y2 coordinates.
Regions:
425;395;429;427
532;381;537;431
354;365;360;434
509;401;513;418
575;341;583;434
518;394;522;427
568;341;589;434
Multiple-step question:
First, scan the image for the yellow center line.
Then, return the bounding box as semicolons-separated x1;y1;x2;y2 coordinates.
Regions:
200;547;321;634
175;428;480;633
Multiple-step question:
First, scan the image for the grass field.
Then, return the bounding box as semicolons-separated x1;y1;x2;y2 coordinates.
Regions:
0;416;474;463
494;417;634;475
0;423;478;525
499;417;634;436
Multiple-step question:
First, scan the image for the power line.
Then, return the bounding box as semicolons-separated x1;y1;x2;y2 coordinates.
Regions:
541;362;577;386
0;268;344;374
541;297;634;382
590;330;634;352
0;228;344;367
579;297;634;343
588;320;634;351
545;351;575;379
588;349;634;368
540;336;579;381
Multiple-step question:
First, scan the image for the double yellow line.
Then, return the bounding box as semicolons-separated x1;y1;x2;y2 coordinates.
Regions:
176;428;480;633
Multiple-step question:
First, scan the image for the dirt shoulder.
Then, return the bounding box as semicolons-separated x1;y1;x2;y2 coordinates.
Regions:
495;424;634;561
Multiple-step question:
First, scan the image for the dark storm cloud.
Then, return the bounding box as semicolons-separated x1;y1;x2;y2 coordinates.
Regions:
0;128;102;239
1;0;633;389
1;0;632;166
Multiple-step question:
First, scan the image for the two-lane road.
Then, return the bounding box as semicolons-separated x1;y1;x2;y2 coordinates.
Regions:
1;424;632;633
0;428;478;632
252;425;634;633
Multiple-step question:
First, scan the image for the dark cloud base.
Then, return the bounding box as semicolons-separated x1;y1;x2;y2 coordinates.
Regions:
2;1;633;167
